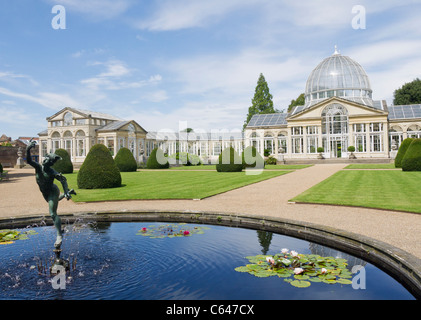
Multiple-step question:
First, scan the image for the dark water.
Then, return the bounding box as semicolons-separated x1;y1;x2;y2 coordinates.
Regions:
0;221;415;300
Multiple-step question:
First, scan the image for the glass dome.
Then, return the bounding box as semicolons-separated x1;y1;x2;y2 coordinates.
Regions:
304;47;373;108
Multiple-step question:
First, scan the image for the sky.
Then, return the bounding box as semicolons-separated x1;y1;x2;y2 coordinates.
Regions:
0;0;421;139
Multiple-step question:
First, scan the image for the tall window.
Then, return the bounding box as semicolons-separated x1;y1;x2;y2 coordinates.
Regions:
389;126;403;151
63;131;72;157
353;124;366;152
264;134;274;155
76;130;85;157
277;133;287;154
291;127;303;154
369;122;384;152
51;132;60;152
306;126;318;153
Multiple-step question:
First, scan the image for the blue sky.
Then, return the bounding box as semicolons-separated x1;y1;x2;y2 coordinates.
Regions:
1;0;420;138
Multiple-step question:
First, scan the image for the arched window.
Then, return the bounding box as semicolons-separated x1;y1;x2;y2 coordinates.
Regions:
321;104;348;135
63;131;73;157
277;132;287;154
51;131;61;152
63;112;73;126
76;130;85;157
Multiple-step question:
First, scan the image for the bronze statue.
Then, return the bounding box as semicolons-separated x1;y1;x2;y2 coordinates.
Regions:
26;139;76;249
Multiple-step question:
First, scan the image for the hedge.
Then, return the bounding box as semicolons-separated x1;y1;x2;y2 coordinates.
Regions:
402;138;421;171
395;138;413;168
146;148;169;169
168;152;201;166
216;147;243;172
114;147;137;172
77;144;121;189
242;146;265;169
51;148;73;174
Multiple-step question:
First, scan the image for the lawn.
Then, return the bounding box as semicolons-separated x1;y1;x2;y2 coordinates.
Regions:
344;163;396;169
291;170;421;213
63;170;291;202
166;164;312;170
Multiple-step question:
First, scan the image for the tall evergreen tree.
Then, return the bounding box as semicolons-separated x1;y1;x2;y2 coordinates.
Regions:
243;73;277;130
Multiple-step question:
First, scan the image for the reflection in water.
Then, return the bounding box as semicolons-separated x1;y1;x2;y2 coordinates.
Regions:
309;243;367;269
256;231;273;255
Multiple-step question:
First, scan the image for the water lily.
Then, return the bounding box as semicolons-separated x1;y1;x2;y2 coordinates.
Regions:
266;256;275;265
290;250;299;257
294;267;304;275
321;268;327;274
281;248;289;254
141;227;147;232
183;230;190;236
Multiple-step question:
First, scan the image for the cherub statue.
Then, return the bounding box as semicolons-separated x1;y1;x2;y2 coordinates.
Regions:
26;139;76;249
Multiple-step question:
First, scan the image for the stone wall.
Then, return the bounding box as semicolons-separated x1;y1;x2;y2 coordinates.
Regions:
0;146;39;167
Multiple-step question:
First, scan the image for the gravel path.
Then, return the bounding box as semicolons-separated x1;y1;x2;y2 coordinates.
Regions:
1;164;420;258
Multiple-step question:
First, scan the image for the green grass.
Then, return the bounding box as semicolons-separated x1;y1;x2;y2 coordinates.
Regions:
167;164;312;170
344;163;396;169
291;170;421;213
63;170;290;202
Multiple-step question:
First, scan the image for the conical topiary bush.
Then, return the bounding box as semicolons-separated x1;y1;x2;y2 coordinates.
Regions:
216;147;243;172
77;144;121;189
242;146;265;169
146;147;169;169
114;147;137;172
395;138;413;168
51;148;73;174
402;138;421;171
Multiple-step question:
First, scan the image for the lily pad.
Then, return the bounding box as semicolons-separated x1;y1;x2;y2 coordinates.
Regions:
290;280;311;288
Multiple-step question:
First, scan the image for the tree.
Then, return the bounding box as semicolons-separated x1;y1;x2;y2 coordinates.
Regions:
243;73;278;130
77;144;121;189
114;147;137;172
393;78;421;105
288;93;305;112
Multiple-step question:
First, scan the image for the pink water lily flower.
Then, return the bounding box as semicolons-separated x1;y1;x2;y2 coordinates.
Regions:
294;268;304;275
290;250;299;257
141;228;147;232
281;248;289;254
183;230;190;236
266;256;275;265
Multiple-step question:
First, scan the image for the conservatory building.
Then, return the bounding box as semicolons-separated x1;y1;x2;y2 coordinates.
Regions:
245;48;421;160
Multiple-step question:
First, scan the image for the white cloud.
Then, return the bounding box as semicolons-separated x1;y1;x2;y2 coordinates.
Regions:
0;87;81;110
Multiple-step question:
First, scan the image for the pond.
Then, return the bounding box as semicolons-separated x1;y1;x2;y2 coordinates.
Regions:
0;221;415;300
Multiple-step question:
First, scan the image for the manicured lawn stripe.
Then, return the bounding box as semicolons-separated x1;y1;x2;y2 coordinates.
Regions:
63;170;290;202
167;164;312;170
344;163;396;169
291;170;421;213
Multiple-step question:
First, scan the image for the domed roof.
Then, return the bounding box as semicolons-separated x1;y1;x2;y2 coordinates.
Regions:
304;47;373;108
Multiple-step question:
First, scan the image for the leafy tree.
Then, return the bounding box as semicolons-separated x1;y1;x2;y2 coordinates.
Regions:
77;144;121;189
52;148;73;174
243;73;278;130
114;147;137;172
288;93;305;112
393;78;421;105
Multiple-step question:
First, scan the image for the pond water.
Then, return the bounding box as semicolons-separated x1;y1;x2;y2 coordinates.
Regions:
0;221;415;300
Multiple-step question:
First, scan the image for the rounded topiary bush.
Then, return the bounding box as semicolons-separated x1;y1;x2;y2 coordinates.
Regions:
77;144;121;189
51;148;73;174
395;138;413;168
242;146;265;169
216;147;243;172
114;147;137;172
146;147;169;169
402;138;421;171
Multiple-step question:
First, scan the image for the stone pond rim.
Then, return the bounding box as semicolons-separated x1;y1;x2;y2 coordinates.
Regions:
1;210;420;299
